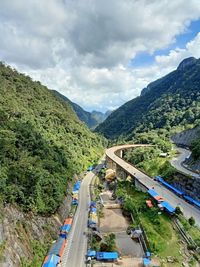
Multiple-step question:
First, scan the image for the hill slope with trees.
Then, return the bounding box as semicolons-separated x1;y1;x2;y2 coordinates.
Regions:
96;57;200;140
0;63;106;215
52;90;110;129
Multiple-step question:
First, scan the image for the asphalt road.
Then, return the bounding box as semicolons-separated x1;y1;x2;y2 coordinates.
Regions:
61;160;104;267
170;147;200;178
106;145;200;227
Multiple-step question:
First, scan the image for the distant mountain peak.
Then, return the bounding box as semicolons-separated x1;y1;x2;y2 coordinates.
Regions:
52;90;110;129
177;57;197;71
96;57;200;139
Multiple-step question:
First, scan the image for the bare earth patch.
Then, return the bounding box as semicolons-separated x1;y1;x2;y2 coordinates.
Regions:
100;208;129;232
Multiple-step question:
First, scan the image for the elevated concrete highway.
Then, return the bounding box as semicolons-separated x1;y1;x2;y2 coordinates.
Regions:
106;145;200;227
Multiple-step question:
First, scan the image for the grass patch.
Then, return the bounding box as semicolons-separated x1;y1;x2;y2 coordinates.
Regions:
116;181;183;266
179;215;200;246
20;240;49;267
0;240;6;261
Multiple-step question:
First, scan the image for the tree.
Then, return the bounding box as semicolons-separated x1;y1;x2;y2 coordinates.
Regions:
175;206;183;215
188;217;195;226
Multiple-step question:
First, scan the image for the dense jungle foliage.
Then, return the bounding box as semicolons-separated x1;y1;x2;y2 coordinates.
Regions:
96;57;200;140
0;63;106;214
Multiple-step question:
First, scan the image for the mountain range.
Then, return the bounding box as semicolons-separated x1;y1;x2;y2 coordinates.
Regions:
96;57;200;139
52;90;111;129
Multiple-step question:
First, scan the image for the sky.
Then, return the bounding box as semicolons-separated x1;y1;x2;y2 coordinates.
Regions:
1;1;200;112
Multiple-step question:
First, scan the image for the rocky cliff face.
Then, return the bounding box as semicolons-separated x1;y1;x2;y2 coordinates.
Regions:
177;57;197;71
166;172;200;201
0;186;73;267
171;126;200;173
171;125;200;147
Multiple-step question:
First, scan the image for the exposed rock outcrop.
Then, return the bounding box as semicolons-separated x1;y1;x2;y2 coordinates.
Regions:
171;125;200;147
166;172;200;201
0;184;73;267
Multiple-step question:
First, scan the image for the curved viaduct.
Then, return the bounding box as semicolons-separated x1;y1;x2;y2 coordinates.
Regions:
106;144;200;227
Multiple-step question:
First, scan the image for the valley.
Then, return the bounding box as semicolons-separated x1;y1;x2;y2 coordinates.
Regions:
1;2;200;267
0;58;200;267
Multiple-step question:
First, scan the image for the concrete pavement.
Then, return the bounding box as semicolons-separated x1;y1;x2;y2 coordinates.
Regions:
106;145;200;227
61;160;104;267
170;147;200;178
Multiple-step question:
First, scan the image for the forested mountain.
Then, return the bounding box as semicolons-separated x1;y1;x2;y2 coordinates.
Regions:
96;57;200;139
91;110;112;126
0;63;106;215
52;90;98;128
52;90;110;128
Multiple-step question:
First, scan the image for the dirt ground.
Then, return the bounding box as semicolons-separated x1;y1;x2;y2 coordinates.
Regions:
100;208;129;232
116;232;143;257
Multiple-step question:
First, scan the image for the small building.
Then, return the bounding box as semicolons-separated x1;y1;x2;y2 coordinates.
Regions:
143;258;151;266
87;250;96;259
42;254;60;267
160;201;175;214
96;252;118;261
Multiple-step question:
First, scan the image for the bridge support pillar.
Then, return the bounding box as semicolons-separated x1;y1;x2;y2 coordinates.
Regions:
135;178;148;192
116;164;127;180
106;156;114;169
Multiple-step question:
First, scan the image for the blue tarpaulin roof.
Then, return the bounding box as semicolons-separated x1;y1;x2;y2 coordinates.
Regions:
96;252;118;260
157;177;184;195
43;254;60;267
90;207;97;213
148;189;159;197
48;237;65;256
143;258;151;266
161;201;175;213
90;201;96;207
146;251;151;258
184;195;200;208
161;180;184;195
60;224;71;232
155;175;163;181
87;250;96;257
73;181;81;191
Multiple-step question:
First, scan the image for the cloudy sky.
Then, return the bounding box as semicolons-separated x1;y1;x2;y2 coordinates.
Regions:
1;0;200;112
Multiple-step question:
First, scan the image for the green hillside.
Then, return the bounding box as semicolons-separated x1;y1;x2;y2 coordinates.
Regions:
52;90;110;129
52;90;99;128
0;63;106;214
96;57;200;139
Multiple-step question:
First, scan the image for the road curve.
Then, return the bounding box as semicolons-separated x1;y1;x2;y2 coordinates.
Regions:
106;145;200;227
170;147;200;179
60;160;105;267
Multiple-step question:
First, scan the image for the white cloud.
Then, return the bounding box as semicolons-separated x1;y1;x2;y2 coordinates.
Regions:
155;32;200;69
0;0;200;111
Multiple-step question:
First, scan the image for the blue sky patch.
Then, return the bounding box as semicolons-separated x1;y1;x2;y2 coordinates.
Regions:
130;19;200;68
